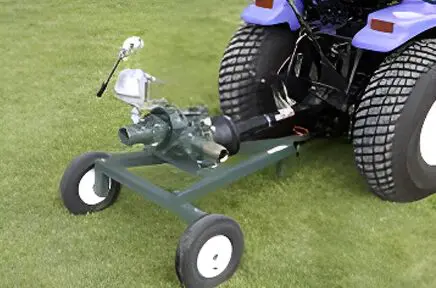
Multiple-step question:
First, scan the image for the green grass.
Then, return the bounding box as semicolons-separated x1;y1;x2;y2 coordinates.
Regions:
1;1;435;287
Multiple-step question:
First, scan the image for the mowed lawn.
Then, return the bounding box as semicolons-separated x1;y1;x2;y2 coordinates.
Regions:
1;1;435;287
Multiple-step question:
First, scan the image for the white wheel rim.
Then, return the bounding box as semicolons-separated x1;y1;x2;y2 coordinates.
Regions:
196;235;233;279
420;100;436;166
78;169;110;205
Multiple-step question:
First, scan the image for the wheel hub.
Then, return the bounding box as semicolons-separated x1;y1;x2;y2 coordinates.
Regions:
420;100;436;166
78;169;108;205
196;235;233;278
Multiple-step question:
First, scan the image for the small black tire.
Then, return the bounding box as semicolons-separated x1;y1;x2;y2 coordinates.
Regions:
175;214;244;288
59;152;121;215
352;39;436;202
218;23;306;138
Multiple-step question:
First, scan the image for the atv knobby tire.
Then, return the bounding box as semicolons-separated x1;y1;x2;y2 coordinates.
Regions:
353;39;436;202
218;24;300;138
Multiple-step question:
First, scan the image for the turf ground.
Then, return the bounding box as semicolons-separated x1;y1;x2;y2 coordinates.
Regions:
1;0;435;287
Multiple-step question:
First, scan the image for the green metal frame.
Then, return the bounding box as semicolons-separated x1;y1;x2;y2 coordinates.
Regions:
94;135;310;224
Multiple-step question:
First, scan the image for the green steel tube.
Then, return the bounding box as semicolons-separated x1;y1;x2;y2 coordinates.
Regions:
118;115;170;146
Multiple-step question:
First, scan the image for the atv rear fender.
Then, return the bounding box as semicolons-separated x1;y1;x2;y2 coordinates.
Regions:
352;0;436;52
241;0;304;31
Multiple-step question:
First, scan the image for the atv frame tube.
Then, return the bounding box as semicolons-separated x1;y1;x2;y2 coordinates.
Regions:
276;0;360;112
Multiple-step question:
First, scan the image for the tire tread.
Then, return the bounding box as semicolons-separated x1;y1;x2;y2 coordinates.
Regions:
353;39;436;200
218;24;266;121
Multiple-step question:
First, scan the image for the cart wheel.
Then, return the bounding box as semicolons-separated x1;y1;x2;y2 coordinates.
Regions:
59;152;121;215
175;214;244;288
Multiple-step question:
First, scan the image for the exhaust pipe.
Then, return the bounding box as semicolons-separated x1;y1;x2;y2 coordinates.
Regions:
189;136;229;164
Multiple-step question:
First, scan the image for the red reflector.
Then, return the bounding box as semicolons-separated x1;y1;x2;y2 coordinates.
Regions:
370;19;394;33
256;0;274;9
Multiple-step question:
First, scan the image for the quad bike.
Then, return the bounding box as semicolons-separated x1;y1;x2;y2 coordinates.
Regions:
218;0;436;203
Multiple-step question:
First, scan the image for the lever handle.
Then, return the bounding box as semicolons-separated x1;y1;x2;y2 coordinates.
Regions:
96;82;108;97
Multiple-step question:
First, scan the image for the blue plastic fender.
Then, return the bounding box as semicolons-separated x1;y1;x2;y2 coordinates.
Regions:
241;0;304;31
352;0;436;52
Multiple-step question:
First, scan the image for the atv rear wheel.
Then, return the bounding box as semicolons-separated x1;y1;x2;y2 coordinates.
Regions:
218;24;309;138
352;39;436;202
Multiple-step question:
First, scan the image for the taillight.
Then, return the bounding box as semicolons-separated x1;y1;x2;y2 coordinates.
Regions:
370;19;394;33
255;0;274;9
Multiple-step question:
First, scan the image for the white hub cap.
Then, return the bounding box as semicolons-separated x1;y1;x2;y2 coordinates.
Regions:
196;235;233;278
420;100;436;166
78;169;109;205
